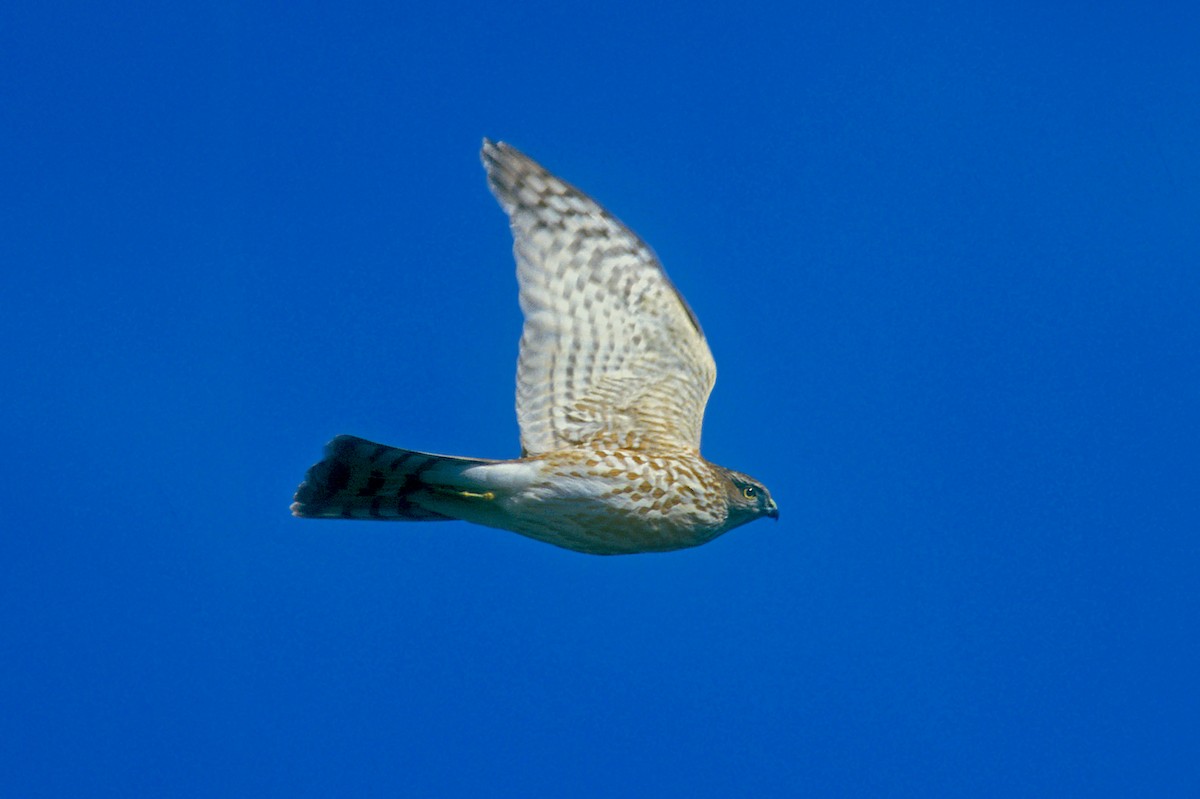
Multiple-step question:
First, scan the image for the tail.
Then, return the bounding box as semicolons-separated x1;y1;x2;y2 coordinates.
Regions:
291;435;499;521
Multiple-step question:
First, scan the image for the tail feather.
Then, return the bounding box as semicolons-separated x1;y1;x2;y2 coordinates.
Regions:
291;435;498;521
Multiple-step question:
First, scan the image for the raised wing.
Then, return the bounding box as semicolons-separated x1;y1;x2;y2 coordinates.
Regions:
482;140;717;456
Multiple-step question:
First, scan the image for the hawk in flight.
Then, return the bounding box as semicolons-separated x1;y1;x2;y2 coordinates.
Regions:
292;140;778;554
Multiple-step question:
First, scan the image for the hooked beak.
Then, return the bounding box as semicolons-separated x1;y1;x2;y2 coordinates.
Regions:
767;501;779;520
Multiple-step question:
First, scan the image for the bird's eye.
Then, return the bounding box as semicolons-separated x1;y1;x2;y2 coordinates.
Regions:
742;486;757;499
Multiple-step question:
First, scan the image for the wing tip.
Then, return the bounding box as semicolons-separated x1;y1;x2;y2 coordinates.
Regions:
480;138;539;179
480;137;508;171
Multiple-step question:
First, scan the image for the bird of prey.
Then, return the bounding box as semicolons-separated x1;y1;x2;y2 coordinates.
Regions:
291;140;777;554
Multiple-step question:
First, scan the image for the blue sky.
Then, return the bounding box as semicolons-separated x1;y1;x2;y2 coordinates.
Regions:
3;2;1198;795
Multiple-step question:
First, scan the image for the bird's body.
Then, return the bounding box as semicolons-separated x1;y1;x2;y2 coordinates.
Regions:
292;140;777;554
299;434;764;554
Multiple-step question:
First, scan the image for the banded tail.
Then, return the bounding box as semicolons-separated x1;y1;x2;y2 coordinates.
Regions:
291;435;499;521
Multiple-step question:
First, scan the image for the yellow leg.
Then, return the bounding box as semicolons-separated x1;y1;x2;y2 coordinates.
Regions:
455;489;495;501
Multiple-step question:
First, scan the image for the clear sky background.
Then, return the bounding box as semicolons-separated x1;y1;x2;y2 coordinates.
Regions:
3;2;1198;796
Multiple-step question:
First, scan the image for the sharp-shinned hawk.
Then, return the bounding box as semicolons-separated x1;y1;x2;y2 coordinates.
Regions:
292;140;778;554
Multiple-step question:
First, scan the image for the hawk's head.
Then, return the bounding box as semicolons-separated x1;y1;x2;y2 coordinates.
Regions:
720;468;779;529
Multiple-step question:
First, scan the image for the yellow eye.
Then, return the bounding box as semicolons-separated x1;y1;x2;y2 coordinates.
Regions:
742;486;757;499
